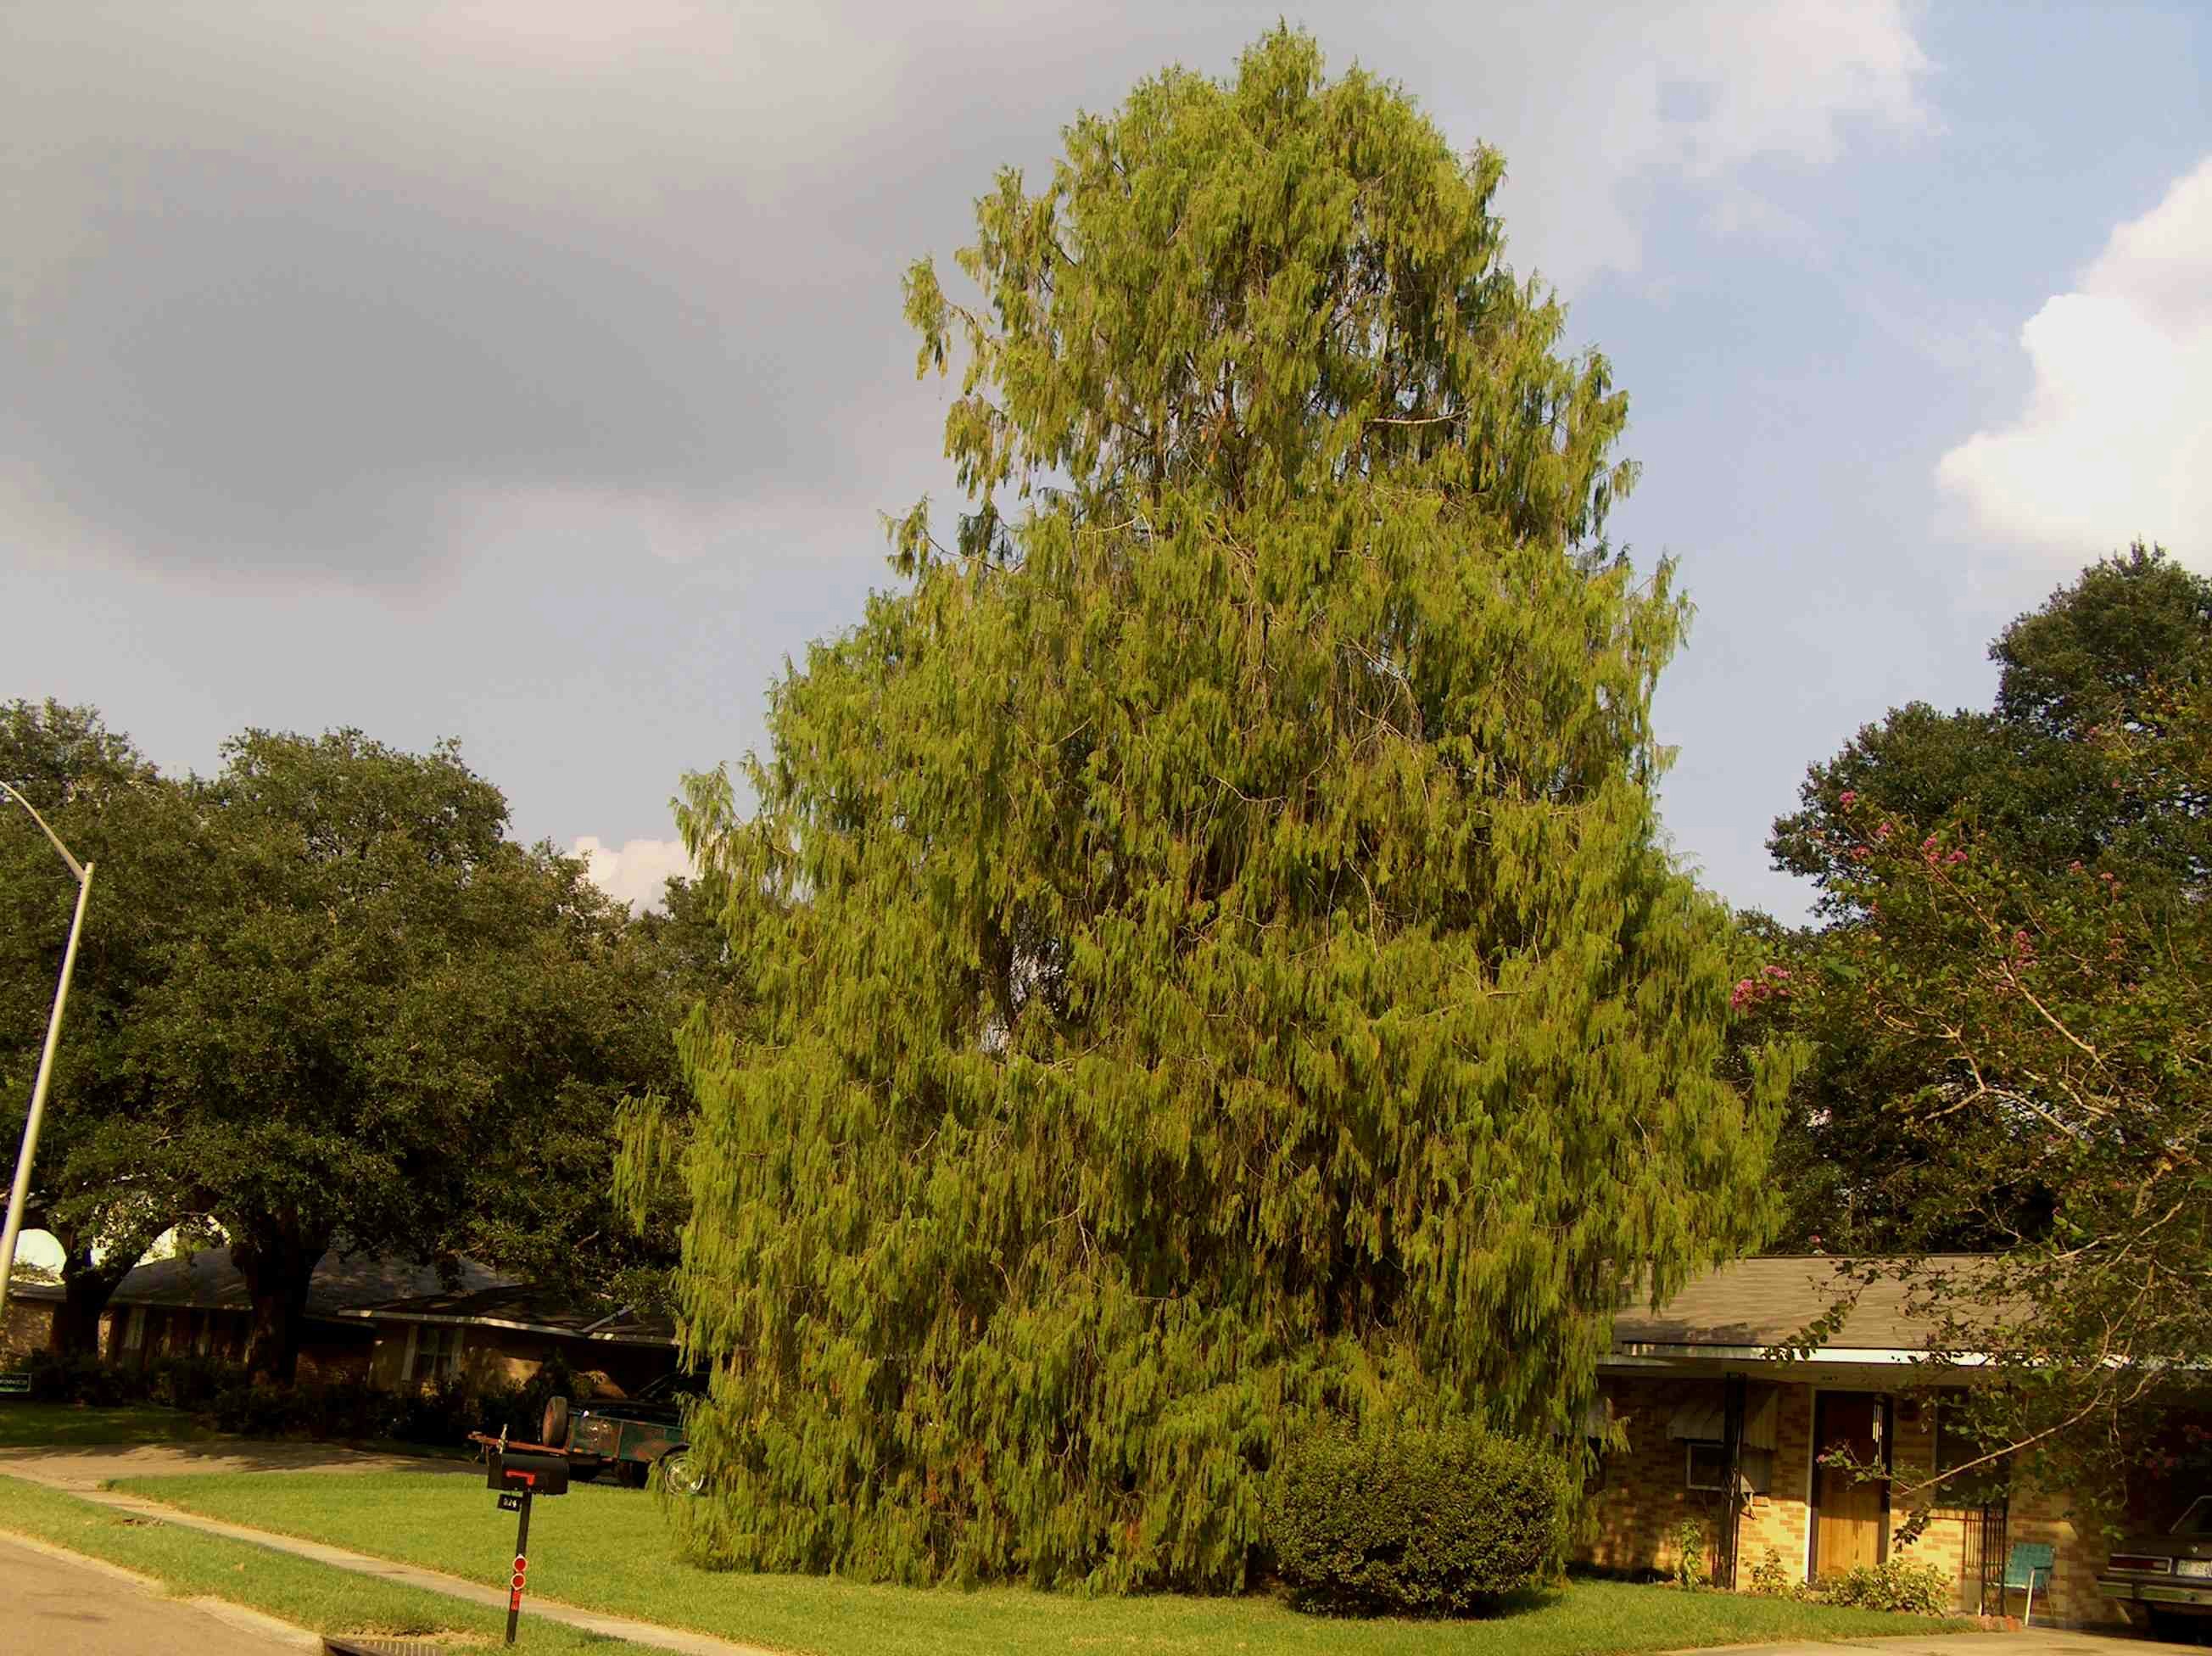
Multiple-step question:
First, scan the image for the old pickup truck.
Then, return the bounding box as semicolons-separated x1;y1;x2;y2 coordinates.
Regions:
537;1372;706;1493
2096;1491;2212;1642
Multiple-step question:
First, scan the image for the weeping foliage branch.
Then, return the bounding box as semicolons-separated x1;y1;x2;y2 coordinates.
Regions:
634;28;1793;1592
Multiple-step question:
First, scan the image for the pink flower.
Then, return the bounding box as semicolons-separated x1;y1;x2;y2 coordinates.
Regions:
1946;849;1966;866
1851;846;1873;862
1838;790;1858;808
1875;821;1894;841
2069;860;2083;874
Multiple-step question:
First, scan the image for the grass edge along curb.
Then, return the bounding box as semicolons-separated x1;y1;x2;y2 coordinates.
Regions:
111;1469;1990;1656
0;1474;656;1653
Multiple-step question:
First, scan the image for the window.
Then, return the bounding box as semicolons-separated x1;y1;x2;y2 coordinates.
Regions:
1686;1441;1774;1495
407;1323;465;1386
1933;1394;2008;1506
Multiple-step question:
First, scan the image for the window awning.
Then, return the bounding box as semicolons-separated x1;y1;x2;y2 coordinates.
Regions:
1667;1385;1779;1452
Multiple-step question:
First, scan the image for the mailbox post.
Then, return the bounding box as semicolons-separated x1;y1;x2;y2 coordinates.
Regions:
485;1444;570;1645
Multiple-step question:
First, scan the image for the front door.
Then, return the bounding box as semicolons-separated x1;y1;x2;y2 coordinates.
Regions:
1812;1393;1890;1579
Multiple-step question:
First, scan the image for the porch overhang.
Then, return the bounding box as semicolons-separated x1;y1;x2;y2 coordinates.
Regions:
1602;1343;1990;1384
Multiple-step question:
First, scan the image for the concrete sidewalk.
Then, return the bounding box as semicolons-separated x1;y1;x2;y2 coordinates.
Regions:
0;1530;315;1655
35;1483;774;1656
3;1442;772;1656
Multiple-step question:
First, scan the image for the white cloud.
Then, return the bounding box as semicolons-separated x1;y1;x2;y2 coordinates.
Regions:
1936;155;2212;570
1466;0;1934;283
574;834;694;910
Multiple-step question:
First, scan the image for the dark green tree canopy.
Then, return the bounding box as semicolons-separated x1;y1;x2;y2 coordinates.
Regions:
647;30;1788;1593
1766;546;2212;1255
0;702;198;1350
1774;545;2212;913
6;709;695;1370
136;730;683;1379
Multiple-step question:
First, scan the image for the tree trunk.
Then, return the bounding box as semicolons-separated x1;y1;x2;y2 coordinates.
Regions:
52;1262;120;1357
45;1227;142;1358
232;1222;324;1384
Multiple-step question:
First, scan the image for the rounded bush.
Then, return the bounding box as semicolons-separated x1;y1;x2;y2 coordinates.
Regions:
1270;1425;1572;1616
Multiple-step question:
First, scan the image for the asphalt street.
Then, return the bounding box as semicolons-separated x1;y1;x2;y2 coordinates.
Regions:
0;1531;311;1654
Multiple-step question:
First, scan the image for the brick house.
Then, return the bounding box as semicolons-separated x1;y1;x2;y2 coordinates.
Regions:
6;1247;674;1398
1584;1254;2191;1628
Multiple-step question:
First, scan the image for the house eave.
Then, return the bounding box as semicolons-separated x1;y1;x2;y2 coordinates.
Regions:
329;1307;673;1346
1603;1342;1991;1369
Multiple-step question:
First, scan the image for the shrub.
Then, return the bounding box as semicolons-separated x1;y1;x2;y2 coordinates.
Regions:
25;1351;131;1406
1271;1426;1572;1616
1818;1557;1952;1615
144;1355;244;1412
1671;1519;1709;1592
1747;1546;1803;1599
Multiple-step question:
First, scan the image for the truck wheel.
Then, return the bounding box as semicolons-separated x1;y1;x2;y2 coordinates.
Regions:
656;1449;705;1497
619;1459;649;1489
540;1396;571;1448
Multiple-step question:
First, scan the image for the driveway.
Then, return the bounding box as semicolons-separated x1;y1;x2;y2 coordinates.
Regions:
0;1437;476;1491
0;1531;311;1654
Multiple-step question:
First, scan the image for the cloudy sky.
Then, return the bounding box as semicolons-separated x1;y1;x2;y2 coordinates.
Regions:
3;2;2207;918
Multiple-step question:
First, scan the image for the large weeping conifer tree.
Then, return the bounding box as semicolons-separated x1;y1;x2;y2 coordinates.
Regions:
633;28;1791;1591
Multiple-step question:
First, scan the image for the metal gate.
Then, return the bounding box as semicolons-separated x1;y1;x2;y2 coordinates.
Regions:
1975;1496;2008;1615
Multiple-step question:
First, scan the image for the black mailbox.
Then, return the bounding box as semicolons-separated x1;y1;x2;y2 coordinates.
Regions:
488;1448;570;1498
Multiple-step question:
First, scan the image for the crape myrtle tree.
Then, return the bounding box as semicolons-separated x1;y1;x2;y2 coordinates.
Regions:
633;30;1795;1591
1754;547;2212;1522
1764;547;2212;1255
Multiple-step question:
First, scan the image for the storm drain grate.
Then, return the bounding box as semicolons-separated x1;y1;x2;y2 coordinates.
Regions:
322;1639;459;1655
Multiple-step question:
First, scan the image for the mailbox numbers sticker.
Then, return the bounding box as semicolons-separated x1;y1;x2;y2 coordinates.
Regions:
499;1491;524;1512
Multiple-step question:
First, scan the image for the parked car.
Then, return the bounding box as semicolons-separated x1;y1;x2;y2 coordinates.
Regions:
537;1371;707;1493
2097;1493;2212;1642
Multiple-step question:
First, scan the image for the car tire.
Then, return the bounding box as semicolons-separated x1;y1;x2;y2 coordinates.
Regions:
540;1396;571;1449
656;1449;705;1497
619;1459;649;1490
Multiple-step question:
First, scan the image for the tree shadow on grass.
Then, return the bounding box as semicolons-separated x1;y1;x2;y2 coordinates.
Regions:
0;1433;483;1489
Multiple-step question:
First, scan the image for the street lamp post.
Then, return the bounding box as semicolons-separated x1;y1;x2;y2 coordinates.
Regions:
0;782;93;1316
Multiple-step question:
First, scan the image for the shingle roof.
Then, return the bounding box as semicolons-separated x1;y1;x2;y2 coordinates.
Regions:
100;1247;516;1318
1613;1255;2000;1352
338;1282;675;1346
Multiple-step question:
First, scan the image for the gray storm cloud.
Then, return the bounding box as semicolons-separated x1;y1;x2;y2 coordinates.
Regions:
4;1;1929;585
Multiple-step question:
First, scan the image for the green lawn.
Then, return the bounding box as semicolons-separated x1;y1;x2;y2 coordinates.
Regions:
0;1401;221;1447
0;1474;642;1651
115;1469;1984;1656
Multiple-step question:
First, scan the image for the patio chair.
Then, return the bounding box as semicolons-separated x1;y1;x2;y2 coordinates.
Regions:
2003;1541;2055;1625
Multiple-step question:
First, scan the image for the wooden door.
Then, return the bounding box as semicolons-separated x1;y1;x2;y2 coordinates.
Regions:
1813;1393;1889;1579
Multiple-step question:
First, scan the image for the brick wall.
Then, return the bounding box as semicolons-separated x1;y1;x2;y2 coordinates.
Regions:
1581;1375;1804;1580
1586;1371;2131;1627
2;1295;53;1362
